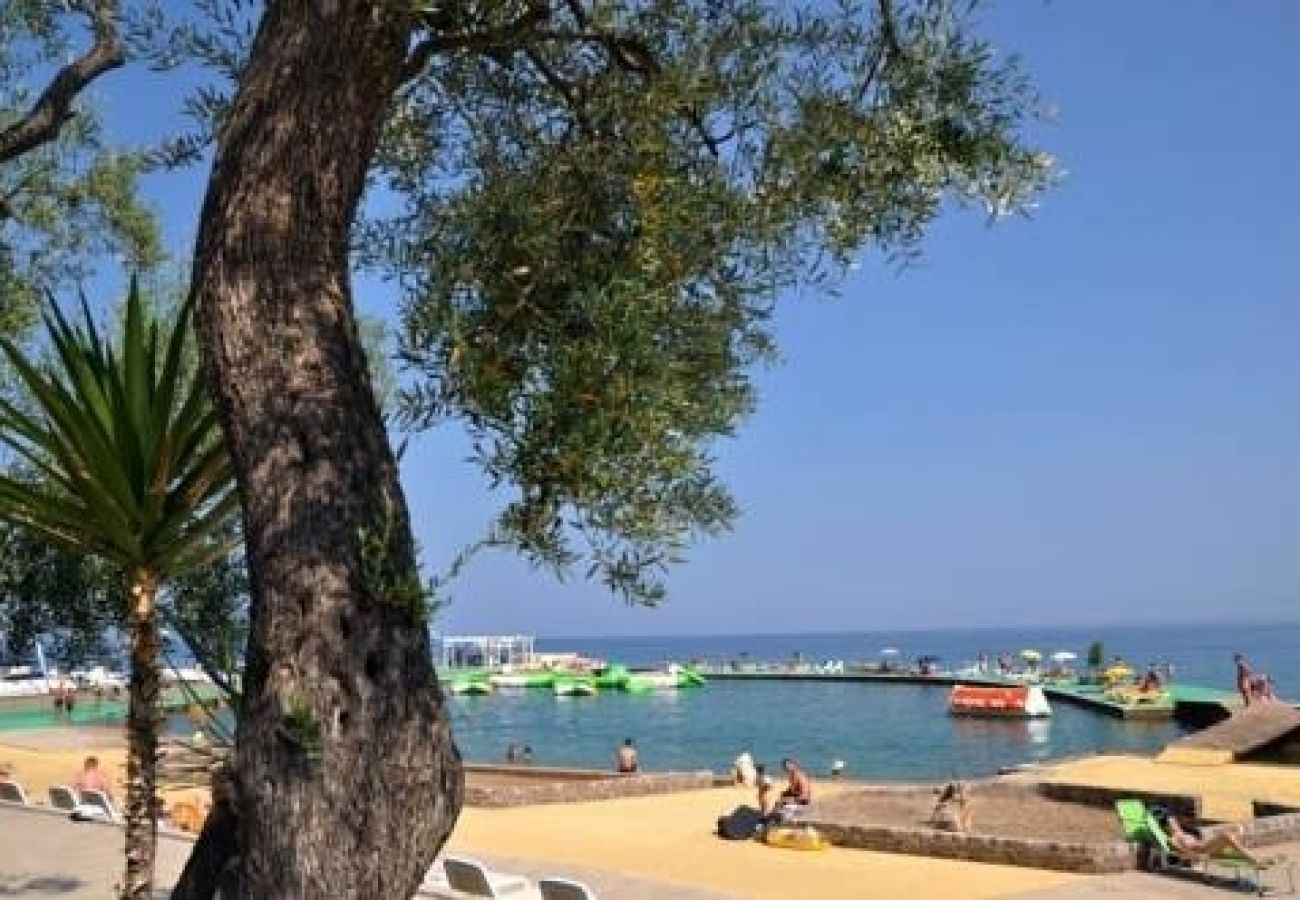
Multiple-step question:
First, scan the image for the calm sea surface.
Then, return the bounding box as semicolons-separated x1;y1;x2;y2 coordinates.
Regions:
11;621;1291;783
444;622;1298;781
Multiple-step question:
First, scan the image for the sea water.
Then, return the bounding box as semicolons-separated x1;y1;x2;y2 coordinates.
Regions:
445;620;1297;780
9;620;1295;782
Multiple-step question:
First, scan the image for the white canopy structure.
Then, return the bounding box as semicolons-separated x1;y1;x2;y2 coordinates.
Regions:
434;634;536;670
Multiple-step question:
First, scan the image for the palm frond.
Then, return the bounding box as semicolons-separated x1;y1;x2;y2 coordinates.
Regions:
0;280;237;577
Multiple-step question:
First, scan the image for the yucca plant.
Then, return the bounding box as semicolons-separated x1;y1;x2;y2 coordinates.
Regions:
0;280;238;900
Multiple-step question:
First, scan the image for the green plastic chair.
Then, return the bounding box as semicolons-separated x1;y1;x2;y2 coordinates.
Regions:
1115;799;1148;843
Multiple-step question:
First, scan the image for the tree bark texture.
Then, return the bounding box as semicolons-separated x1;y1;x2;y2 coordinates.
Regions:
186;3;463;897
123;567;160;900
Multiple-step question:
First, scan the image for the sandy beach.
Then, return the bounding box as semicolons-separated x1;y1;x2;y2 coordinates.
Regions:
6;729;1300;899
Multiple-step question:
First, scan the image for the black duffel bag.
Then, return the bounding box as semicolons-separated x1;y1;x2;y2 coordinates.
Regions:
717;805;766;840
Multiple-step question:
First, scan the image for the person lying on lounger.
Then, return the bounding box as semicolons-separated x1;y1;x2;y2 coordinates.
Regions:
1157;811;1268;865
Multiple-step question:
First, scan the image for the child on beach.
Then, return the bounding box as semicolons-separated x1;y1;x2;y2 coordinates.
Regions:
930;782;973;833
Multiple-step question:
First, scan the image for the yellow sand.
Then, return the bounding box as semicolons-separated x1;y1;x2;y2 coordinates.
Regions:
3;743;1077;898
442;784;1080;900
0;743;208;814
1036;754;1300;821
13;741;1299;899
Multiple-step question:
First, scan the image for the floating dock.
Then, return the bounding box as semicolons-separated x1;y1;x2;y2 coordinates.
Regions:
697;668;1242;723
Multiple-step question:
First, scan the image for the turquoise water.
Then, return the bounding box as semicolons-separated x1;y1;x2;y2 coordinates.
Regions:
0;699;130;730
447;678;1184;780
6;621;1294;781
443;621;1296;779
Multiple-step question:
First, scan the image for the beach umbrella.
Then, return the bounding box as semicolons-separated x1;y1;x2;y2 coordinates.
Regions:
1050;651;1077;663
1020;649;1042;661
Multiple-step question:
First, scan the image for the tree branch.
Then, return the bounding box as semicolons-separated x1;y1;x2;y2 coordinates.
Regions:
521;48;595;136
0;0;125;164
403;1;551;82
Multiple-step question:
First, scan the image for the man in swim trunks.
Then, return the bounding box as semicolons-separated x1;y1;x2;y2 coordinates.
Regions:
780;758;812;805
616;738;639;773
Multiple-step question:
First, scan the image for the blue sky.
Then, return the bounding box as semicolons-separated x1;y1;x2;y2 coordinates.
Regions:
94;1;1300;635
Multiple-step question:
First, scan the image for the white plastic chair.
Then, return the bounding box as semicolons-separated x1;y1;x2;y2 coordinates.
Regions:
538;877;596;900
48;785;79;811
0;778;29;805
443;857;531;897
78;788;120;822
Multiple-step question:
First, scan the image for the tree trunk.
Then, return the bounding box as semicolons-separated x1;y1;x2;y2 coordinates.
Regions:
170;764;240;900
185;3;463;897
123;567;160;900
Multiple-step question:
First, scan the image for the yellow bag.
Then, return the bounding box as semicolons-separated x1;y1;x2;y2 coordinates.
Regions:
764;825;830;851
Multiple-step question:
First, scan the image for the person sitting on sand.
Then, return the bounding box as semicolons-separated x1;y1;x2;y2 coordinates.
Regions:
779;758;812;806
616;738;639;773
732;750;756;787
1156;810;1268;865
73;756;113;800
930;782;973;833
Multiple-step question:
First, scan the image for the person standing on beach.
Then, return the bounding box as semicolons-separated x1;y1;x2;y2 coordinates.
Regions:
732;750;756;786
616;738;639;773
1234;653;1254;707
755;764;775;814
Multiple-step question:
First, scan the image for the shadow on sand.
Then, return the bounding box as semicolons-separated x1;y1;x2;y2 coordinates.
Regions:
0;876;84;896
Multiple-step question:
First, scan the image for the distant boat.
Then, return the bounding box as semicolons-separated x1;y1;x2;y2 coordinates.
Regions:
948;684;1052;718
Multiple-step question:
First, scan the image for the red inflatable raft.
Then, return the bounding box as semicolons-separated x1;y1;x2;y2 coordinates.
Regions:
948;684;1052;718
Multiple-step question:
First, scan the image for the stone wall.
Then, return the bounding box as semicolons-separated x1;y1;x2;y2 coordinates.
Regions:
1243;808;1300;846
1034;782;1201;818
1254;800;1300;818
463;766;717;807
805;820;1135;873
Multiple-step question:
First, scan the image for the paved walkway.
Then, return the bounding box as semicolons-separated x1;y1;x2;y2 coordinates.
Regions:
1009;859;1300;899
0;805;731;899
2;803;1295;899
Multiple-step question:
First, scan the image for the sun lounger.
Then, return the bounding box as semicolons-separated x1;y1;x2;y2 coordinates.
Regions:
0;778;29;805
1115;798;1295;896
48;785;79;812
538;877;596;900
442;857;532;898
79;788;120;822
